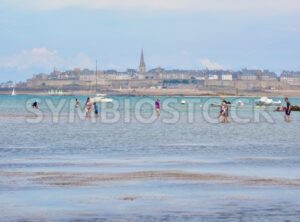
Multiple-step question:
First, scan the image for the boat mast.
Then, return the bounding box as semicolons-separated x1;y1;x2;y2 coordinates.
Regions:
95;60;98;94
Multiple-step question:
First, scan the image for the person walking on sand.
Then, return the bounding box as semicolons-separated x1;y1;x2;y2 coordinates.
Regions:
284;97;292;122
85;97;92;118
155;99;161;117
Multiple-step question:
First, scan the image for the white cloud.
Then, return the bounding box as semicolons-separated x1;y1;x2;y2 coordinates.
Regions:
200;58;223;70
2;0;300;13
0;48;94;71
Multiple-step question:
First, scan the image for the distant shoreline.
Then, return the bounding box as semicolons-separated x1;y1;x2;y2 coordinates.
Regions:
1;88;300;97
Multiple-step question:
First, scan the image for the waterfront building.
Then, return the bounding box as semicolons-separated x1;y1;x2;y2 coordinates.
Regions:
221;73;233;81
260;70;278;81
0;81;15;88
237;69;259;81
22;52;300;92
280;71;300;86
103;70;131;80
208;74;219;80
32;73;48;80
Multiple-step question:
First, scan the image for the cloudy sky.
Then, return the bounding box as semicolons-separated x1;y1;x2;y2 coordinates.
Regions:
0;0;300;82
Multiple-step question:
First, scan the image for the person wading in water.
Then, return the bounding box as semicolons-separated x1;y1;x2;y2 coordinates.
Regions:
155;99;161;117
85;97;92;118
284;97;292;122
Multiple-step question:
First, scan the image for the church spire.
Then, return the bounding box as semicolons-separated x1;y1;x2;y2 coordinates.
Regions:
140;49;145;68
139;49;146;75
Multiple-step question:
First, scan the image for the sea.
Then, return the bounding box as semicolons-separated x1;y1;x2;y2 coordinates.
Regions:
0;95;300;222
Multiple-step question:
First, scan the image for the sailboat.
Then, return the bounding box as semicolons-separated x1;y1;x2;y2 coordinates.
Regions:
11;88;16;96
89;60;113;103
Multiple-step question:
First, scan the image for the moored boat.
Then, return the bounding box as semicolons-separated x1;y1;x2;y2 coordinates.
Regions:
255;97;281;106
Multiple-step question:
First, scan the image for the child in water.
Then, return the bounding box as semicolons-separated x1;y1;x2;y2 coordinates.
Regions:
93;102;99;116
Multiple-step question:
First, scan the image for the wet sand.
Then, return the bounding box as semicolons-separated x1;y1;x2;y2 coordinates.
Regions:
1;166;300;222
1;170;300;187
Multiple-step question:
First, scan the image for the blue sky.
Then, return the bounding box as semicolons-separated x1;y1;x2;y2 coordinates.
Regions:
0;0;300;82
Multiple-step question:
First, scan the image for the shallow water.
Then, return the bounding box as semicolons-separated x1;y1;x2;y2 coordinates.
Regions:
0;95;300;221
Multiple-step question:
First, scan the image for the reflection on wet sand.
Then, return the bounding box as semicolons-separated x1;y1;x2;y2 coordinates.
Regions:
1;170;300;187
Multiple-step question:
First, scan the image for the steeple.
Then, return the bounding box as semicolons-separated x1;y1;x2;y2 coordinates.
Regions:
139;49;146;75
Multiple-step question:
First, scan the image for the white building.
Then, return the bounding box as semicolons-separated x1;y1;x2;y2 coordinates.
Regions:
221;74;233;81
208;74;219;80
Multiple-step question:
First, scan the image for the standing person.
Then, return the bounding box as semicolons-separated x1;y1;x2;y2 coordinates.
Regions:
223;101;229;123
75;98;80;108
85;97;92;118
284;97;292;122
219;100;229;123
155;99;161;117
93;102;99;116
218;103;224;122
219;101;226;123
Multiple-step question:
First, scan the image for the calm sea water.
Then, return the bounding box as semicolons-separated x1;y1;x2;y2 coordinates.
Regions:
0;95;300;222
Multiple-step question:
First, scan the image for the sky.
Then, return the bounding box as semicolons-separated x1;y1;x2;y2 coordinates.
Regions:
0;0;300;82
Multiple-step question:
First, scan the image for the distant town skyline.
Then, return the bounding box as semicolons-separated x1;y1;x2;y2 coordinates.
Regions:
1;0;300;82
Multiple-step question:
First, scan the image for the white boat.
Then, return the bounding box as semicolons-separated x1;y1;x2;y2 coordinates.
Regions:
181;100;186;104
11;88;16;96
255;97;281;106
90;94;113;103
89;61;113;103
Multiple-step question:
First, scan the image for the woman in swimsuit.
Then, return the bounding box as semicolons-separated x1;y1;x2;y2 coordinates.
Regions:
85;97;92;118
